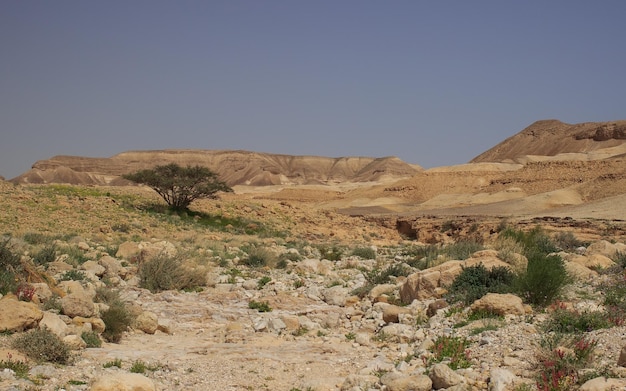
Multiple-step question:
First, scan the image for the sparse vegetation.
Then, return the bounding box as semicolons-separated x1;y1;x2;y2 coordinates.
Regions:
12;328;71;364
81;331;102;348
96;288;132;343
428;335;471;369
138;253;206;293
248;300;272;312
446;263;515;305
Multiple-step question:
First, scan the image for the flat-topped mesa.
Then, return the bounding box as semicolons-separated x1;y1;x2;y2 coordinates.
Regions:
471;119;626;164
11;150;422;187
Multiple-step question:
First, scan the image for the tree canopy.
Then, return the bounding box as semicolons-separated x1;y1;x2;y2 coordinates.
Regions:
123;163;232;211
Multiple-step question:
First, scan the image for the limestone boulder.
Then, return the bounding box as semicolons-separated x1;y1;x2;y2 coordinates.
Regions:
429;363;463;389
586;240;622;258
578;377;626;391
39;312;69;337
137;240;177;262
99;256;127;279
0;295;43;332
471;293;526;316
72;316;106;334
489;368;516;391
63;334;87;350
369;283;397;300
61;292;96;318
116;241;141;260
80;260;106;277
381;304;412;324
322;285;350;307
380;372;432;391
134;311;158;334
90;373;157;391
565;261;598;280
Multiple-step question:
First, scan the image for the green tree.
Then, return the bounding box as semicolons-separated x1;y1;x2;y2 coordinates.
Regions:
123;163;232;211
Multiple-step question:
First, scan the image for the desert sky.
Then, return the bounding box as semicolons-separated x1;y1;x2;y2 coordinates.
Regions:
1;1;625;179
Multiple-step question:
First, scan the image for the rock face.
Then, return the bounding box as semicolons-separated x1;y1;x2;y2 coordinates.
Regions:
10;150;422;186
0;295;43;332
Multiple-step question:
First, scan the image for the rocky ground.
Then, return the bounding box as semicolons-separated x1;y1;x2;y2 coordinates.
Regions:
2;181;626;391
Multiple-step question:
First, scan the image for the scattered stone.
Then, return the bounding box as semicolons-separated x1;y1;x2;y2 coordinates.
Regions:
429;363;463;389
578;376;626;391
489;367;516;391
134;311;158;334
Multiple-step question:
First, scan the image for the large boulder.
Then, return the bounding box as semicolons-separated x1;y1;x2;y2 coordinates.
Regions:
0;295;43;332
380;372;432;391
90;373;157;391
429;363;463;389
400;253;512;303
61;292;96;318
471;293;527;316
39;312;69;337
134;311;159;334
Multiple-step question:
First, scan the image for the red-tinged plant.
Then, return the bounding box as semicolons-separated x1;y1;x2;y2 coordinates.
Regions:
16;282;35;302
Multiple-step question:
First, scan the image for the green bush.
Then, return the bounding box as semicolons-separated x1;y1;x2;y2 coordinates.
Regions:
22;232;56;245
446;263;515;305
553;231;584;252
515;253;569;307
0;238;23;295
81;331;102;348
59;269;88;282
366;264;411;285
32;244;57;265
318;245;343;261
543;306;611;333
12;328;70;364
428;335;471;369
241;246;276;268
351;246;377;260
0;357;29;378
138;254;206;293
248;300;272;312
97;288;132;343
500;226;558;258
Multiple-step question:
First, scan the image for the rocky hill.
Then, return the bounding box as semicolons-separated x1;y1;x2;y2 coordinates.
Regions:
471;119;626;164
9;150;422;187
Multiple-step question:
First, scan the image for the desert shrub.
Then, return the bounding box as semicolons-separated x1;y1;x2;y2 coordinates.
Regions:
318;245;343;261
351;246;377;260
428;335;471;369
248;300;272;312
543;305;611;333
101;300;132;343
444;240;484;260
404;241;484;270
22;232;56;245
0;357;29;378
0;238;23;295
130;359;147;373
257;276;271;289
515;253;569;307
553;231;584;251
32;244;57;265
59;269;88;282
500;226;558;258
613;251;626;269
12;328;70;364
446;263;515;305
366;264;411;285
138;254;206;293
535;333;597;390
494;236;525;265
81;331;102;348
241;246;276;268
103;358;122;368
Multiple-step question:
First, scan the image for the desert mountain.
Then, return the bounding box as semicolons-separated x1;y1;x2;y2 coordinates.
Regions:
471;119;626;163
10;150;422;187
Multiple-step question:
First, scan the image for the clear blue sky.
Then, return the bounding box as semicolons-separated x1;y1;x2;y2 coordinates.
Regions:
1;1;625;179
